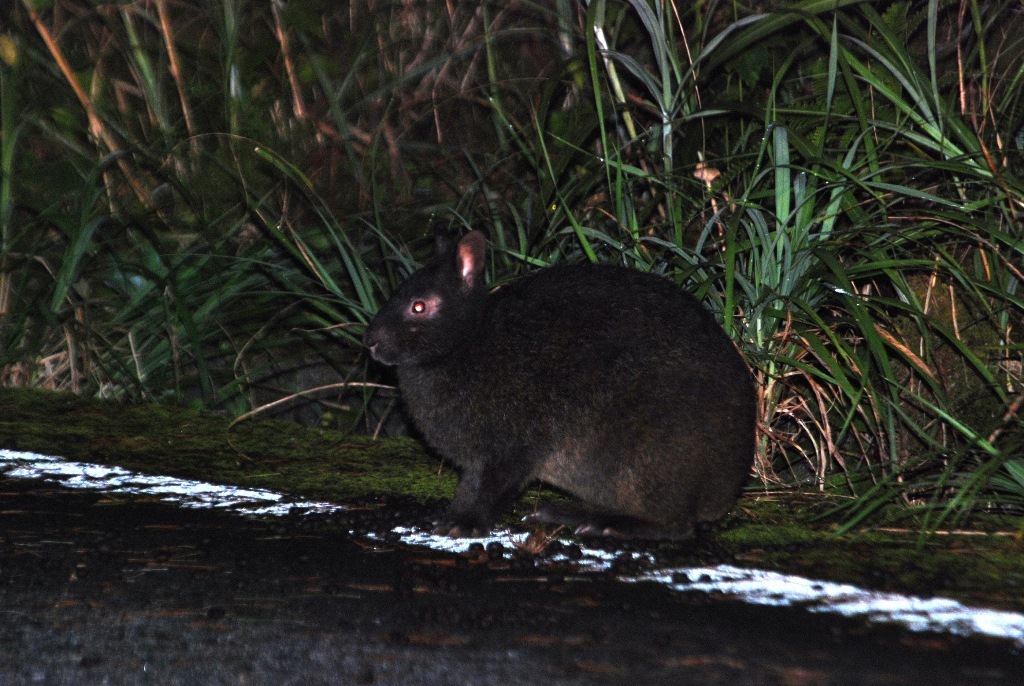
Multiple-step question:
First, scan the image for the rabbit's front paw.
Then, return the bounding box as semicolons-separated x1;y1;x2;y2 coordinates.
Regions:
431;514;492;538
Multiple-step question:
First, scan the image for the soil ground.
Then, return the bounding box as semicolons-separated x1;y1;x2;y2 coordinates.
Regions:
1;478;1021;686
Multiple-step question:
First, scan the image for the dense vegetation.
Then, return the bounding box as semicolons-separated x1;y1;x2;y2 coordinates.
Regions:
1;0;1021;529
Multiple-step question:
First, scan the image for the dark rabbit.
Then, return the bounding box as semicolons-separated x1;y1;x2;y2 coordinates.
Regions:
364;231;756;539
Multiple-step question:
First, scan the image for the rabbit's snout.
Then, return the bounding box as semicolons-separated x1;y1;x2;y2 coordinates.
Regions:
363;325;391;364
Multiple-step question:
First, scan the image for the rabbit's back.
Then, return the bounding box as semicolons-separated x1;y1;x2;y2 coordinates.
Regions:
489;264;733;367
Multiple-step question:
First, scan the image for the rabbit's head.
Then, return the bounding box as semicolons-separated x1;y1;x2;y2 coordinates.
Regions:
364;231;487;367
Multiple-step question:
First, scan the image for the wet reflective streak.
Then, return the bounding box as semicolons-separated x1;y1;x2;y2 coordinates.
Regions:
381;528;1024;647
0;449;345;517
3;449;1023;647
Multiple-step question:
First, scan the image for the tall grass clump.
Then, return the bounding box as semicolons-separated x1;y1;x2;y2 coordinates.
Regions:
533;0;1024;528
1;0;1021;527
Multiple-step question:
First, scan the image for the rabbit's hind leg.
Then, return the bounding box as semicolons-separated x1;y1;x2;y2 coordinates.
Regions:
527;502;696;541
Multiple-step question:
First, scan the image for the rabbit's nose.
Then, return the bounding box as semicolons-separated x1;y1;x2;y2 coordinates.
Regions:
364;336;388;363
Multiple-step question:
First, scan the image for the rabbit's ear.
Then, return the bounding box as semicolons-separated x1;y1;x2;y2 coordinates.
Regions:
456;231;486;289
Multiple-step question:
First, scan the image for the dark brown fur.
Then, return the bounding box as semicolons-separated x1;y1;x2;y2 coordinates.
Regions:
364;231;755;539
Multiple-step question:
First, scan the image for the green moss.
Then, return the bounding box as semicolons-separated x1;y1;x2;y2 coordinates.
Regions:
714;494;1024;610
0;387;454;504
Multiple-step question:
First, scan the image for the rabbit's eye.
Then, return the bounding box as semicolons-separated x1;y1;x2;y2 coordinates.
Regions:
407;295;440;319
